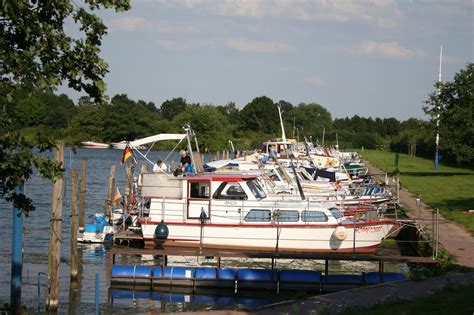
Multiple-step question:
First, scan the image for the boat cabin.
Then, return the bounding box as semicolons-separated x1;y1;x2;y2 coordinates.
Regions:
139;172;342;226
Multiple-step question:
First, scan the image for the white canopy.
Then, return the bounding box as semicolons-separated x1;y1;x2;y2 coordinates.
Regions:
129;133;186;148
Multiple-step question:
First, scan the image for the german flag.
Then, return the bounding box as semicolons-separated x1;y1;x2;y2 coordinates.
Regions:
120;145;135;165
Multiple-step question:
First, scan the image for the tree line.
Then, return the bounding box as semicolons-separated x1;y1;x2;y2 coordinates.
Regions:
6;88;409;148
7;61;474;168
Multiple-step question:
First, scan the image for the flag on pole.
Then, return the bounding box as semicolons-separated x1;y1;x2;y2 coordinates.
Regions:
120;144;135;165
112;187;121;207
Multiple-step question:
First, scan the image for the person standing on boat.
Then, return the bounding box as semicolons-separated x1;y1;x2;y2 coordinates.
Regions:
153;159;167;172
268;146;277;161
179;150;192;170
173;150;193;176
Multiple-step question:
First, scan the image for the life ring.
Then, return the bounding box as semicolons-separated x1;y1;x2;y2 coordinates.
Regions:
333;226;347;241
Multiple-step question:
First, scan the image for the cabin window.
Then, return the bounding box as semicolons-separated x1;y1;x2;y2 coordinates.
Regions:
301;211;328;222
245;209;271;222
247;180;267;199
329;207;343;219
274;210;299;222
213;182;248;200
189;181;210;199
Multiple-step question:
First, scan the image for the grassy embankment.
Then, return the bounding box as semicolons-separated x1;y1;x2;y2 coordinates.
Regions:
360;150;474;236
340;283;474;315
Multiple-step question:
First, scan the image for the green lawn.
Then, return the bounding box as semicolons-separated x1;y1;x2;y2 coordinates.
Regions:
360;150;474;236
340;283;474;315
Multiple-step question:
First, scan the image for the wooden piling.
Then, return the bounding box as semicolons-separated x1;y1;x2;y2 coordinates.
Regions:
105;165;116;218
70;169;79;281
47;140;64;311
79;160;87;229
125;162;133;213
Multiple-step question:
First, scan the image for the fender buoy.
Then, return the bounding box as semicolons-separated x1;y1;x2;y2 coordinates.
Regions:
334;226;347;241
155;220;169;240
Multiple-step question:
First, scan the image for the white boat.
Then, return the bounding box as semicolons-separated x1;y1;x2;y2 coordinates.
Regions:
81;141;110;149
139;172;395;253
78;213;114;243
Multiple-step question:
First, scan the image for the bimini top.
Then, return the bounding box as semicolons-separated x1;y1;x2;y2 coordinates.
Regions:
129;133;186;148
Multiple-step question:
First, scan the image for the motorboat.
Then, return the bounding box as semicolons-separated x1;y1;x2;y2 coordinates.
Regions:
138;172;395;253
81;141;110;149
78;213;114;243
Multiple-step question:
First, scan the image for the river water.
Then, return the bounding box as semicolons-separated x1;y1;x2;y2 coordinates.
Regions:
0;148;407;313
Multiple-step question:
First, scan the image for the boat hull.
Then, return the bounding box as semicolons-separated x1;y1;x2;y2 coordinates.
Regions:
141;221;394;253
81;141;109;149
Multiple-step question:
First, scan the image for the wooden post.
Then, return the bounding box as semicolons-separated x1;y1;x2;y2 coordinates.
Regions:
105;165;116;218
435;209;439;258
79;160;87;230
432;210;436;259
70;169;79;280
125;162;133;213
47;140;64;311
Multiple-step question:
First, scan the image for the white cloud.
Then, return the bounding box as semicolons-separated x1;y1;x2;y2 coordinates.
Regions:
151;0;401;27
352;40;424;59
107;16;154;32
304;76;324;86
158;39;196;51
225;37;295;53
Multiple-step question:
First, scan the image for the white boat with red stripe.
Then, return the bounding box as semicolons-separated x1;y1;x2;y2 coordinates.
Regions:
139;172;395;253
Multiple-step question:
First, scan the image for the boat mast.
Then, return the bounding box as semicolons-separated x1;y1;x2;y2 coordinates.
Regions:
322;127;325;147
277;104;287;143
435;45;442;171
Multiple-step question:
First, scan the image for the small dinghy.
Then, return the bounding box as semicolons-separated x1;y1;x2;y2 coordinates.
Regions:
78;213;114;243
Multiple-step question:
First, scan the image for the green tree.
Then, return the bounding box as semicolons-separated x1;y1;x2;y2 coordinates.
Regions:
13;89;76;130
381;117;401;136
292;102;332;141
216;101;239;122
172;104;231;150
238;96;279;134
102;94;162;141
69;103;107;142
160;97;187;120
424;63;474;165
1;0;130;212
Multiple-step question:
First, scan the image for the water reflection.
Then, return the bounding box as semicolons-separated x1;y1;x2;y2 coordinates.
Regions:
109;288;279;312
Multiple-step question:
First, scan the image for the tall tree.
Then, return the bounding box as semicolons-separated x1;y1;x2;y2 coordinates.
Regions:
292;102;332;141
424;63;474;165
238;96;279;134
172;104;231;150
1;0;130;211
216;101;239;122
160;97;187;120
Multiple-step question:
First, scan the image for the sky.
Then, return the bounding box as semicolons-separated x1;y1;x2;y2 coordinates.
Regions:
63;0;473;120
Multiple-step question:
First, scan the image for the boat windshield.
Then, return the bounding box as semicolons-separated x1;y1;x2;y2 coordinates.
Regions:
329;207;343;220
247;179;267;200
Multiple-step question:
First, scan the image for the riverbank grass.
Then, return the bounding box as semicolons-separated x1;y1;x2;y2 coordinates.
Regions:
360;150;474;236
340;283;474;315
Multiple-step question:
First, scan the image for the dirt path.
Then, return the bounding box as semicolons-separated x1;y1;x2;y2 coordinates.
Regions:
363;159;474;268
